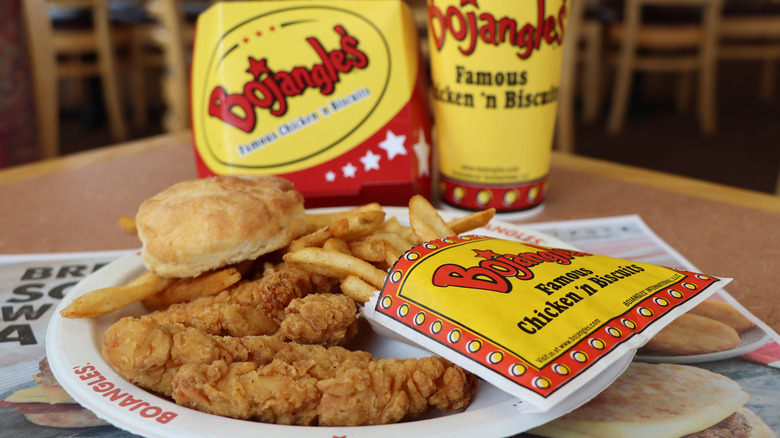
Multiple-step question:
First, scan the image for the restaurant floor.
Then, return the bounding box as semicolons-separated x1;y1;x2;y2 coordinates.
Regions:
59;62;780;195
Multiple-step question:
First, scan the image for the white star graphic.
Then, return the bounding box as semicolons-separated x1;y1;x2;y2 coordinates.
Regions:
360;150;381;171
412;129;430;177
342;162;357;178
325;170;336;182
378;130;407;160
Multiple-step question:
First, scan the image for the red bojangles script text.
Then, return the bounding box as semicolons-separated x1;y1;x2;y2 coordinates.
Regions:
73;363;177;424
428;0;567;59
208;25;369;133
432;244;591;292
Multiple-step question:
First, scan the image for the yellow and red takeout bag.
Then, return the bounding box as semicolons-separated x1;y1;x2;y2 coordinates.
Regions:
366;235;731;410
190;1;431;207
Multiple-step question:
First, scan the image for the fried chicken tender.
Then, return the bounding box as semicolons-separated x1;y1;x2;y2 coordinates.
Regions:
144;263;341;337
211;262;341;319
277;293;359;346
102;318;283;396
102;262;477;427
145;301;279;337
172;355;478;426
103;294;360;396
316;356;477;426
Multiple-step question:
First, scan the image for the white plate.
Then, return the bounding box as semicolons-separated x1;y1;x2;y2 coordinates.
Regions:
46;208;627;438
634;325;771;364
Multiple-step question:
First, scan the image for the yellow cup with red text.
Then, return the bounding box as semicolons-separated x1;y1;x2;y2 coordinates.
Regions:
427;0;568;216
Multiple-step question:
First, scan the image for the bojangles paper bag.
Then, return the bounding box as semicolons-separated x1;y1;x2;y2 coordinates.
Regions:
190;1;432;207
363;235;731;411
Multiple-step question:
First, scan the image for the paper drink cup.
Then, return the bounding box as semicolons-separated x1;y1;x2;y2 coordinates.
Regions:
427;0;568;217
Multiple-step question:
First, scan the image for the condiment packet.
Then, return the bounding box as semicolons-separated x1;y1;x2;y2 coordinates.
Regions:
362;235;731;411
190;1;432;208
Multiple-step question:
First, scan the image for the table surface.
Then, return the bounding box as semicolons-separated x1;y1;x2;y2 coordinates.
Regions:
1;131;779;335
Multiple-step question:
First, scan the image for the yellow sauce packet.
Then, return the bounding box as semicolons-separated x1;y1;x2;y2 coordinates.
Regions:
364;235;731;410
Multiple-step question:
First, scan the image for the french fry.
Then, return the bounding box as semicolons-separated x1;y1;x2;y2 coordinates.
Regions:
349;238;386;262
329;210;386;241
322;237;353;255
117;215;138;236
379;216;405;233
340;275;377;303
325;217;350;237
305;203;383;230
283;247;387;290
380;217;420;245
382;240;403;266
349;231;411;266
141;267;242;309
286;208;385;252
286;212;377;252
447;208;496;234
409;195;454;242
371;231;415;253
60;271;174;318
285;222;341;252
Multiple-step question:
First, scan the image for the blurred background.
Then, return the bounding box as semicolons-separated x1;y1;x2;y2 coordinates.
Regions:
2;0;779;194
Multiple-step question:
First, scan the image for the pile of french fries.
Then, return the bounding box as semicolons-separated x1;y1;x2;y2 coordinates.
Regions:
60;195;494;319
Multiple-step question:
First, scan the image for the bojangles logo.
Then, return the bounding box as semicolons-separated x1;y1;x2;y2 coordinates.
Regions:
208;25;369;133
428;0;567;59
432;244;591;293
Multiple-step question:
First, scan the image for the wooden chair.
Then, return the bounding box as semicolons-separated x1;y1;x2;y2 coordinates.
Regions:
21;0;58;159
604;0;724;136
718;3;780;102
556;0;606;153
21;0;130;159
143;0;205;133
122;15;176;131
717;3;780;196
579;6;607;126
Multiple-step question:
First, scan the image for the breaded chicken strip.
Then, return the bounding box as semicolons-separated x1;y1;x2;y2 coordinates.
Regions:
145;263;340;336
172;355;477;426
276;293;359;346
144;301;279;338
317;356;477;426
102;318;281;396
103;294;359;395
234;262;341;319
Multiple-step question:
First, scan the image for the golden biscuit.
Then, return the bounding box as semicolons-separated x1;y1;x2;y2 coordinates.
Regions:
136;175;306;278
645;313;741;355
688;299;756;333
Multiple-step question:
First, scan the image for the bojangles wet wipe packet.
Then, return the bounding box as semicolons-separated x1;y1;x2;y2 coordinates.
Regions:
363;235;731;411
190;1;432;207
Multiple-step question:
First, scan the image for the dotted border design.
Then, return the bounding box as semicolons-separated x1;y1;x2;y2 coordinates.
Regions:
440;176;548;211
376;235;722;398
